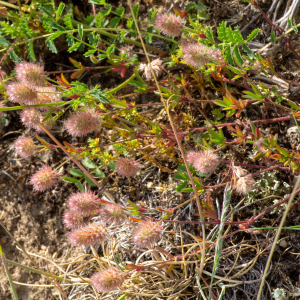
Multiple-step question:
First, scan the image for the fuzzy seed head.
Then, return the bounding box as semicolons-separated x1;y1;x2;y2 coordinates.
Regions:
13;136;35;157
29;165;60;192
116;158;140;178
132;220;163;248
36;86;61;111
7;82;38;105
99;203;125;225
67;191;100;217
15;62;46;86
182;43;223;69
20;109;42;131
154;12;185;37
91;267;126;292
236;175;256;195
65;109;102;137
62;210;85;229
68;222;107;247
188;150;219;174
138;59;164;80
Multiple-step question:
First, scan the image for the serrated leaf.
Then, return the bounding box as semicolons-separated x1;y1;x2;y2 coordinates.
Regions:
76;181;84;191
224;45;233;65
176;181;188;192
133;4;139;18
82;157;97;169
56;3;65;21
46;31;64;41
94;168;105;178
62;176;79;183
115;7;125;17
9;50;22;63
89;0;106;4
85;175;96;186
217;21;226;42
46;40;58;53
233;44;243;67
0;34;11;46
242;44;256;59
148;8;157;21
90;89;110;103
110;16;120;28
64;13;73;30
26;41;36;61
246;28;259;42
109;160;116;170
66;34;74;47
233;26;244;43
69;168;84;177
48;22;65;31
177;164;187;173
83;14;95;26
68;41;81;52
84;49;96;57
39;6;54;19
78;24;83;39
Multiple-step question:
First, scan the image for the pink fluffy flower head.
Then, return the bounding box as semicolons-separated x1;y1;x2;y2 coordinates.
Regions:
187;150;219;174
116;158;140;178
13;136;35;157
132;220;163;248
20;108;42;131
67;191;100;217
91;267;127;292
63;210;85;229
29;165;60;192
182;43;223;69
99;203;125;225
138;58;164;80
65;109;102;137
154;12;185;37
236;175;256;195
68;222;107;247
15;62;46;86
36;86;61;111
6;82;38;105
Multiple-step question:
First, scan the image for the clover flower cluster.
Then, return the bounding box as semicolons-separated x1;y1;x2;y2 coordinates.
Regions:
13;136;36;158
5;62;59;132
187;150;219;174
29;165;60;192
182;43;223;69
234;167;256;195
116;157;140;177
64;108;102;137
154;12;185;37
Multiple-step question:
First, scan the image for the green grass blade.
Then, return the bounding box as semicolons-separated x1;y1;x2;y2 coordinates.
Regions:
0;245;19;300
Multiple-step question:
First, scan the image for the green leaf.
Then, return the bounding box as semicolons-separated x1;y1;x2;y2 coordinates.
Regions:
148;9;157;21
46;40;58;53
224;45;233;65
233;44;243;67
83;14;95;26
176;181;188;192
186;2;196;11
62;176;78;183
270;31;276;44
84;49;97;57
115;7;125;17
46;31;64;41
133;4;139;18
94;168;105;178
76;181;84;191
68;41;81;52
69;168;84;177
109;160;116;170
89;0;106;3
66;35;75;47
9;50;22;63
217;21;226;42
85;175;96;186
246;28;259;42
78;24;83;39
82;157;97;169
0;34;11;46
129;80;145;88
64;13;73;30
56;3;65;21
214;100;229;108
90;88;110;103
233;26;244;43
26;41;36;61
242;44;256;59
174;173;189;181
110;16;120;28
177;164;187;173
39;6;54;19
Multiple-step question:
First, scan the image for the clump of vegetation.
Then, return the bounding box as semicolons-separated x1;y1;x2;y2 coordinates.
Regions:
1;0;300;299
